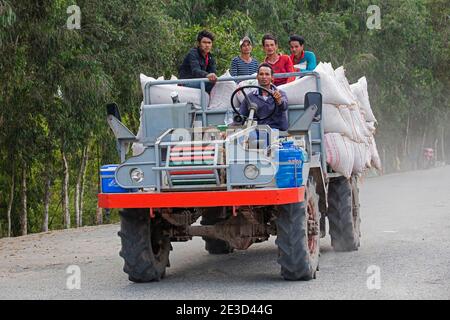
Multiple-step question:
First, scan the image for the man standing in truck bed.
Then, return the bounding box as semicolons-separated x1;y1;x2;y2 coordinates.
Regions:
179;30;218;93
262;33;295;86
289;34;317;72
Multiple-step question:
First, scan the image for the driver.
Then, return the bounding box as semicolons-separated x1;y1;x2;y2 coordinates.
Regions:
238;63;289;131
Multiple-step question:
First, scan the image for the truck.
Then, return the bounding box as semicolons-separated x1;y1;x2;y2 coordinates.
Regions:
98;71;361;282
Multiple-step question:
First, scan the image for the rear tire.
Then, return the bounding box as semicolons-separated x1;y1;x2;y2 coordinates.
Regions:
275;180;320;280
327;176;361;251
118;208;171;282
201;207;234;254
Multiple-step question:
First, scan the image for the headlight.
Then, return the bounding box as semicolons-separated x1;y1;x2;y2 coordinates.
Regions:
244;164;259;180
130;168;144;183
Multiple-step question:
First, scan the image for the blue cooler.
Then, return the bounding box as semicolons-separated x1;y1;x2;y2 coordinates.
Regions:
275;141;305;188
100;165;129;193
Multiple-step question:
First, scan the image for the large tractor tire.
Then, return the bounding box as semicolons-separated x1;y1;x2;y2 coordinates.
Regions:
275;179;321;281
118;208;171;282
201;207;234;254
327;175;361;252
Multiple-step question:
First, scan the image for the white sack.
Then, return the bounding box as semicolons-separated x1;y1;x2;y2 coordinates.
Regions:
366;121;376;135
278;62;354;106
350;77;376;122
209;70;237;110
323;62;335;75
315;63;355;105
369;136;382;171
339;106;364;142
350;104;372;138
334;66;357;102
140;73;209;107
233;75;258;106
277;76;316;105
334;66;346;82
325;133;355;178
365;141;372;168
353;141;368;174
323;104;353;138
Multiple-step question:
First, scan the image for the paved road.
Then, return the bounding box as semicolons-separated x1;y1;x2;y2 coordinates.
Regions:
1;167;449;300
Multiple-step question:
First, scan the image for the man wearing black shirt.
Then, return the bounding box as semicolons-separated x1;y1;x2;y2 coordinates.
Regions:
179;30;218;93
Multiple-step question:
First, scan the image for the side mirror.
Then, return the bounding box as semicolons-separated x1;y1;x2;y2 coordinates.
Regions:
106;102;136;162
304;92;322;120
288;92;322;135
106;102;121;122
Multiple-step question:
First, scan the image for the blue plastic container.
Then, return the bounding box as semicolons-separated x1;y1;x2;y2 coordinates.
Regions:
275;141;304;188
100;165;129;193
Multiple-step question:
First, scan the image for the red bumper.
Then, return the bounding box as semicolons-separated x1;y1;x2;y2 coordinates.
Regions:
98;187;305;209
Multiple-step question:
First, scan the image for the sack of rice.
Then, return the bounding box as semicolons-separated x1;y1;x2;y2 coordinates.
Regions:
350;77;376;122
325;133;355;178
232;75;258;107
353;141;369;174
278;62;354;106
350;104;372;138
140;73;209;107
366;121;376;135
323;104;353;138
339;106;364;142
334;66;357;102
369;136;382;171
209;70;237;110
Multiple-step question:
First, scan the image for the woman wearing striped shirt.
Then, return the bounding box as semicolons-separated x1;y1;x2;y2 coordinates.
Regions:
230;36;259;79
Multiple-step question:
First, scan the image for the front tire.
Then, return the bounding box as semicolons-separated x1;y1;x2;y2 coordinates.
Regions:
275;180;321;280
118;208;171;282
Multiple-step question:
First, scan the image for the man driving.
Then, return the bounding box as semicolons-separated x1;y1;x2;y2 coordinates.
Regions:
238;63;289;131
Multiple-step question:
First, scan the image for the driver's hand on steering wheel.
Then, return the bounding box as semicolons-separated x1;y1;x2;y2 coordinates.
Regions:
272;90;283;106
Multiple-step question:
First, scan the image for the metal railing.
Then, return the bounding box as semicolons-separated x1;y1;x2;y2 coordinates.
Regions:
143;71;321;108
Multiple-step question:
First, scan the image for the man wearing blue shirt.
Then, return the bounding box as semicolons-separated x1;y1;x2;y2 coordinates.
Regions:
289;35;317;72
239;63;289;131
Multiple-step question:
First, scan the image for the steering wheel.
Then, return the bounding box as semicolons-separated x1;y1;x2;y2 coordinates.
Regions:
230;85;277;121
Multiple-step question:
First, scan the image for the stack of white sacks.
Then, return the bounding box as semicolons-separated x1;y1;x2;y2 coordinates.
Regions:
206;63;382;177
280;62;381;177
138;65;382;178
